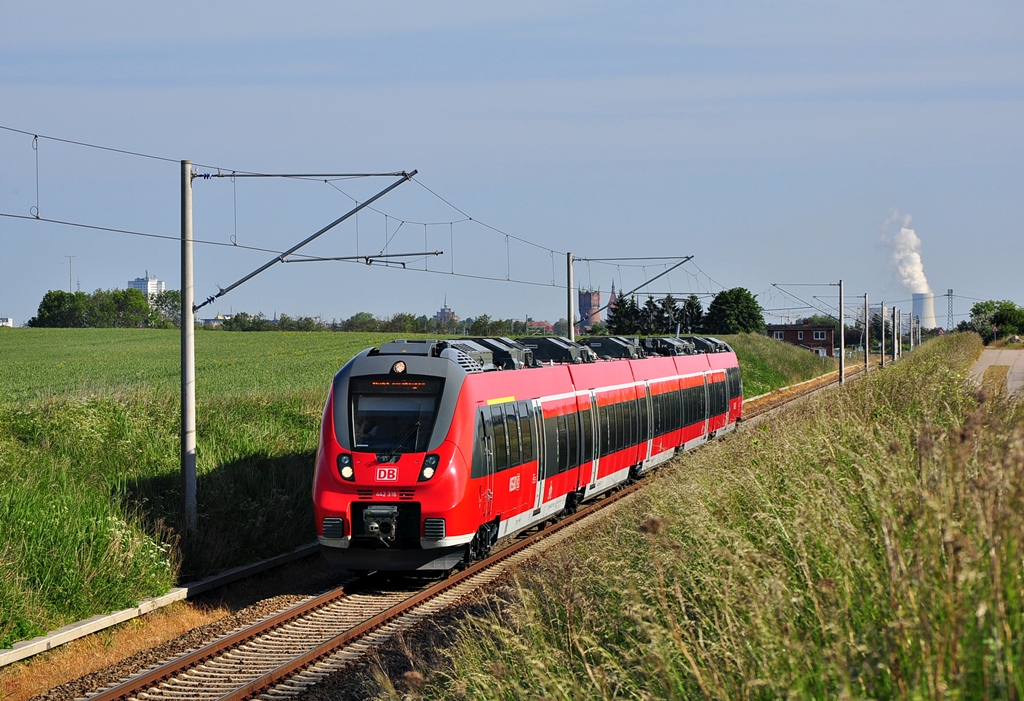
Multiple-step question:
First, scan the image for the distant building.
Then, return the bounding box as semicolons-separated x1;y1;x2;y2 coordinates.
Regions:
525;320;554;334
578;288;601;331
200;314;232;327
433;299;459;326
766;322;835;357
0;317;13;328
128;272;165;299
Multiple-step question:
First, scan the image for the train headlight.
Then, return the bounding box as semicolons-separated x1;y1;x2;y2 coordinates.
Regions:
418;454;440;482
337;453;355;481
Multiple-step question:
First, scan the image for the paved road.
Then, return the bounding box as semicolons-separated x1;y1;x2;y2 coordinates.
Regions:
969;349;1024;398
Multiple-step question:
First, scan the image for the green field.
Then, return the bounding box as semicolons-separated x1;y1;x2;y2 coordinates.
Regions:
0;328;432;403
0;328;833;650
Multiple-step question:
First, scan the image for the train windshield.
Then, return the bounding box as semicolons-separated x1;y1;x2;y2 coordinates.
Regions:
349;376;445;453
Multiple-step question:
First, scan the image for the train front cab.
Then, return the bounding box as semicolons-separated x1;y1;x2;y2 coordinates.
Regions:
314;348;481;572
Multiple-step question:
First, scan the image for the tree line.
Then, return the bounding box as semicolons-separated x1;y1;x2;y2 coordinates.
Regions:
27;285;770;338
605;288;765;336
28;289;181;329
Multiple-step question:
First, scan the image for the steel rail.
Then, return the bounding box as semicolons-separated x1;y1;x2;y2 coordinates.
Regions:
84;484;635;701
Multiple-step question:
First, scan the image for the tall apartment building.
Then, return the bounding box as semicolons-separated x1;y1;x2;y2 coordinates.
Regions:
128;273;166;298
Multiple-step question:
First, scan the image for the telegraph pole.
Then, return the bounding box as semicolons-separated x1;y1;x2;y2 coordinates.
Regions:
880;301;885;369
864;293;869;373
65;255;75;293
567;252;575;342
838;279;845;385
181;160;197;532
892;307;899;360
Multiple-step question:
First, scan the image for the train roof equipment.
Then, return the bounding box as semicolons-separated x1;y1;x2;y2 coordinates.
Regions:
458;337;537;370
678;336;733;353
370;338;497;373
514;336;595;364
580;336;644;360
641;336;698;356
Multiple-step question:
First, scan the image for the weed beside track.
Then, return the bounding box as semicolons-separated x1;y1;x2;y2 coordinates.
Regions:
423;333;1024;699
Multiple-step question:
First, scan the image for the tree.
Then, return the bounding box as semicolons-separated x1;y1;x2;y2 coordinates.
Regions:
150;289;181;328
680;295;703;333
90;288;151;328
29;290;91;327
609;295;641;335
800;313;840;329
222;311;273;331
958;299;1024;343
343;311;380;332
383;312;420;333
639;296;662;335
469;314;492;337
702;287;765;335
29;288;152;328
658;295;681;334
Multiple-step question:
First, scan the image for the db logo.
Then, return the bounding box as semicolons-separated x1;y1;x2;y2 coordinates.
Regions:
509;474;521;492
376;466;399;482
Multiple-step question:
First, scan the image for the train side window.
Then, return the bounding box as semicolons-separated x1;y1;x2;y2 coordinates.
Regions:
610;401;618;450
640;389;650;441
505;404;521;467
471;410;487;479
518;402;534;462
599;404;610;457
581;407;594;463
544;414;559;479
652;392;662;435
556;414;569;473
489;405;510;471
624;397;633;446
566;410;579;468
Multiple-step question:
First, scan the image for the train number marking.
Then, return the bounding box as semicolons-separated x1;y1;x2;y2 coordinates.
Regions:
509;474;521;492
376;467;399;482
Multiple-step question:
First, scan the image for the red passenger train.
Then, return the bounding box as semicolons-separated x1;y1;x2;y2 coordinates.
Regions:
312;337;742;572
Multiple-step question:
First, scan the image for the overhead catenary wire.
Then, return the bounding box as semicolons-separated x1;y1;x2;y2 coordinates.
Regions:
4;122;733;312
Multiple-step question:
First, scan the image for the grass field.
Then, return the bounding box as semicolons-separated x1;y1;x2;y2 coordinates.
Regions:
413;333;1024;699
0;328;834;650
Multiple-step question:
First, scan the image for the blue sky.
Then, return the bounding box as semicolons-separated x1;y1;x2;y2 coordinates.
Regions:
1;2;1021;327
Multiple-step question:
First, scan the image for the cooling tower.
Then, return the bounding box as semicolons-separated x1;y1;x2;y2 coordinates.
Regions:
912;293;937;329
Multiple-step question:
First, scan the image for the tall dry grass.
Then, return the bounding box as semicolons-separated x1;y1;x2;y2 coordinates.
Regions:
425;333;1024;699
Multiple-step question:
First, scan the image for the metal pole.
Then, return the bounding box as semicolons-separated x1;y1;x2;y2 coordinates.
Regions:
899;310;903;358
181;160;197;532
880;301;885;369
567;252;575;341
892;307;898;360
838;279;845;385
864;292;869;373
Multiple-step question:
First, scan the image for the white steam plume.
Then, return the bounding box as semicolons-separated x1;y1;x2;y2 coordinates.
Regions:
883;209;932;294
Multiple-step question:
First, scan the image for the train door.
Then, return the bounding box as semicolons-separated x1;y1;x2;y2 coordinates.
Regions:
530;400;545;514
517;400;538;516
701;374;710;436
587;390;599;488
476;407;495;519
643;384;653;464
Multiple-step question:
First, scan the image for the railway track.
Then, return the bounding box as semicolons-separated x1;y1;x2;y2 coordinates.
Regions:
77;484;640;701
71;365;859;701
